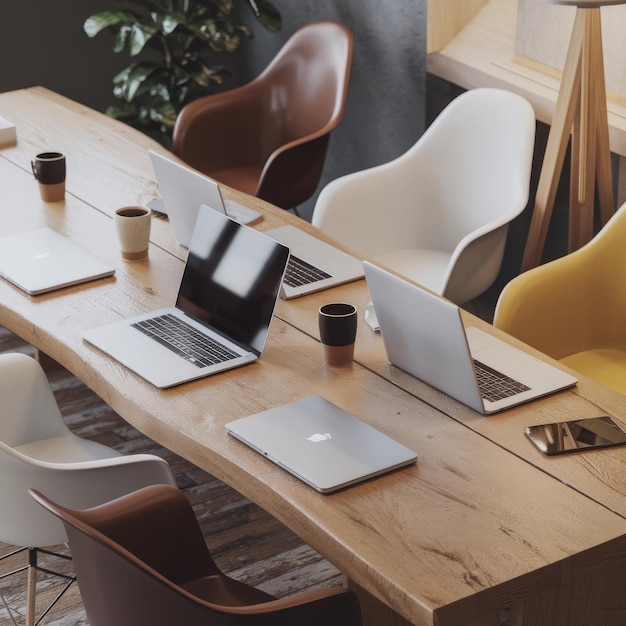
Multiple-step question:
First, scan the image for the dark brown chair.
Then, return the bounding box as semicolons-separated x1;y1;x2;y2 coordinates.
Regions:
172;21;354;211
30;484;362;626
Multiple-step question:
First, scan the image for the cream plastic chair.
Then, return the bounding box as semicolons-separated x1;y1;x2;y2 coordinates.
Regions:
0;352;177;626
494;203;626;396
312;88;536;305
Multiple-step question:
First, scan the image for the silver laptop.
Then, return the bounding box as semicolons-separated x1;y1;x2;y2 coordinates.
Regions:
226;395;417;493
0;227;115;295
148;150;262;246
84;206;289;388
265;225;365;299
364;262;578;415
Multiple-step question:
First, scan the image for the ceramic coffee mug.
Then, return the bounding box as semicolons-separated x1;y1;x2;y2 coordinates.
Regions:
318;302;358;367
31;152;66;202
114;206;152;261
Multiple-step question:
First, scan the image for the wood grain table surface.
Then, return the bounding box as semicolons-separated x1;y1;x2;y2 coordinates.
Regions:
1;86;625;626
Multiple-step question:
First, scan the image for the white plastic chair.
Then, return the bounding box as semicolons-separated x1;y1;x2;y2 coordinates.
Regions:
0;352;177;626
312;88;536;305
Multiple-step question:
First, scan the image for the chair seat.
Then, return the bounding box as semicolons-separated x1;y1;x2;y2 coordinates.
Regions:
180;574;276;606
15;435;122;463
373;248;452;294
210;166;263;197
560;349;626;395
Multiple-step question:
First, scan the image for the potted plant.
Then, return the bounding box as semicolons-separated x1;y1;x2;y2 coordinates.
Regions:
84;0;281;148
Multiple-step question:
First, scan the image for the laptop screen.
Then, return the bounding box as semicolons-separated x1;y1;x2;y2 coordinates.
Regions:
176;207;289;355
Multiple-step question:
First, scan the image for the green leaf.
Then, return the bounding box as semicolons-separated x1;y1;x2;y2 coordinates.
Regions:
243;0;281;32
214;0;234;15
105;102;138;120
194;0;233;18
112;25;132;54
83;11;138;38
112;62;160;102
160;13;183;36
187;17;241;52
128;22;159;56
184;59;229;88
147;100;178;126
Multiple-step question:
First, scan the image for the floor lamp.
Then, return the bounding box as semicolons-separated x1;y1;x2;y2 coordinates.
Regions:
521;0;623;272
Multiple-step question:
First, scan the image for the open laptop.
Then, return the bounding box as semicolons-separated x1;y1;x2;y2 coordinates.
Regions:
264;225;364;299
0;228;115;295
148;150;262;246
226;395;417;493
83;206;289;388
149;151;363;299
364;262;578;415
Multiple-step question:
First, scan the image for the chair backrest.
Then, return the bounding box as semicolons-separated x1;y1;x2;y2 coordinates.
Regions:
173;21;353;209
318;88;534;253
406;88;535;252
0;352;75;545
0;352;176;548
494;202;626;359
253;21;353;157
31;485;362;626
253;21;354;208
0;352;69;447
31;486;222;626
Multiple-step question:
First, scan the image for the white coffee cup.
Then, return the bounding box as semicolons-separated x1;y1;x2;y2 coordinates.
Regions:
114;206;151;261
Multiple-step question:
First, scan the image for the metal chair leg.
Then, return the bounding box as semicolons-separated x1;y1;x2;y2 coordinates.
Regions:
0;546;76;626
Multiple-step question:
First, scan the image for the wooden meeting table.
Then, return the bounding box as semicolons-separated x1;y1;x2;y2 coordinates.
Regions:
1;87;625;626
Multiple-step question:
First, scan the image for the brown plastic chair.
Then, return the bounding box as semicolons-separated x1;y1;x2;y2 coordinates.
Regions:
30;484;362;626
172;21;354;211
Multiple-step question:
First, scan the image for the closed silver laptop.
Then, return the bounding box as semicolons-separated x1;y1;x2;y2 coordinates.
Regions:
364;261;577;414
226;395;417;493
0;228;115;295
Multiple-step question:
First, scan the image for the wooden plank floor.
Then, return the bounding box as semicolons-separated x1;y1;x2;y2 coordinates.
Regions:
0;327;341;625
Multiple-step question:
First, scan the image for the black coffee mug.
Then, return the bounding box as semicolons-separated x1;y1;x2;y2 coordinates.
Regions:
31;152;66;185
31;152;66;202
318;302;358;366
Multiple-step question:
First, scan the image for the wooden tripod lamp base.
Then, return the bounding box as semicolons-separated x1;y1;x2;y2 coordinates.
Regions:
521;0;624;272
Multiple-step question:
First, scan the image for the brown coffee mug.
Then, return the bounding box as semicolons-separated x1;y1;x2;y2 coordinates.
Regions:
31;152;66;202
318;302;358;367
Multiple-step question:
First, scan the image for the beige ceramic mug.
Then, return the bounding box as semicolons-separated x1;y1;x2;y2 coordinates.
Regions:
114;206;151;261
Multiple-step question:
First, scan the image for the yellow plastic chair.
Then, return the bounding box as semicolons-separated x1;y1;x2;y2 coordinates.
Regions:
493;203;626;395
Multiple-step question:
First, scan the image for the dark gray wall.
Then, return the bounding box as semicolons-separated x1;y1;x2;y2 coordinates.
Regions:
1;1;427;220
1;1;127;111
235;1;427;218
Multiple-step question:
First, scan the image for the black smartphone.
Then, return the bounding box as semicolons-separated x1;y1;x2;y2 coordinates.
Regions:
525;416;626;456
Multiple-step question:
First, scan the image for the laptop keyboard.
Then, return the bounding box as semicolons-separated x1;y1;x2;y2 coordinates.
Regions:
132;314;239;368
283;255;332;288
473;359;530;402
